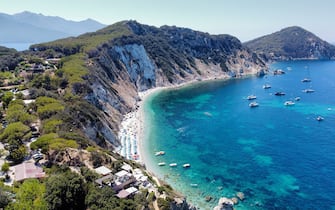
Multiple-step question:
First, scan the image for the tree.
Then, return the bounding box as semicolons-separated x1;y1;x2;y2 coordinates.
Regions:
7;179;47;210
0;188;11;208
5;103;34;125
1;162;10;175
0;122;30;143
44;171;86;210
35;96;64;119
42;119;63;133
8;144;27;163
1;91;14;109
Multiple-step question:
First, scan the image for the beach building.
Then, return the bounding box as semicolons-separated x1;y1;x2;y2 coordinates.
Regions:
95;174;114;186
121;163;133;172
116;186;138;199
133;168;150;188
14;162;45;182
112;170;136;192
94;166;112;176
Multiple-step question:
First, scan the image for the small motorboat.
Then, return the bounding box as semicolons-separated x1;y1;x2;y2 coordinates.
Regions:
155;151;165;156
263;84;271;89
273;69;285;75
303;89;315;93
249;102;259;107
316;116;324;121
183;163;191;168
158;162;166;166
275;92;286;96
294;97;301;101
169;163;177;167
247;95;257;100
301;78;311;82
284;101;295;106
190;183;198;187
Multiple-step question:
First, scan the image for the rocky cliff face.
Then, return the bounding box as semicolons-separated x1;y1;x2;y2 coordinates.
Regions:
83;21;267;147
244;26;335;61
30;20;267;149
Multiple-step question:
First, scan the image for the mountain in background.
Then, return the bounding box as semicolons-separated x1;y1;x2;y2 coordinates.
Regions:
0;11;106;43
244;26;335;61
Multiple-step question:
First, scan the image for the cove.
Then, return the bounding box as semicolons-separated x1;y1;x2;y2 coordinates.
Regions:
143;60;335;209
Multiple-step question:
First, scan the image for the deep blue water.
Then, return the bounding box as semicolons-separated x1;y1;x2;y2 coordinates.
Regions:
143;60;335;209
0;43;32;51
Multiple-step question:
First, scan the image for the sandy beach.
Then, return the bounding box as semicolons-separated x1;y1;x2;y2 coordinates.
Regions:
116;74;230;165
116;87;164;163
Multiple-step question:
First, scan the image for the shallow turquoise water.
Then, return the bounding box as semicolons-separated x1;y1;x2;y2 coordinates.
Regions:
143;60;335;209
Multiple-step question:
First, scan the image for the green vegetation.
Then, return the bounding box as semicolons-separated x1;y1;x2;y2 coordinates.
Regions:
0;46;23;71
0;188;11;208
31;21;132;55
42;119;63;133
31;133;78;152
45;171;86;210
244;26;335;60
7;179;47;210
0;122;31;143
60;53;88;84
157;197;171;210
35;96;64;119
0;72;12;80
31;133;58;151
1;91;14;109
5;99;35;125
0;46;17;56
1;162;10;174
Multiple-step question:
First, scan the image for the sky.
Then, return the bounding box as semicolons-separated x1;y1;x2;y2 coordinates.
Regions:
1;0;335;42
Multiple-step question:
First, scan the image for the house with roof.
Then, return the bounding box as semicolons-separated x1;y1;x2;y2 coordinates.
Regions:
116;186;138;199
94;166;112;176
14;162;45;182
112;170;136;192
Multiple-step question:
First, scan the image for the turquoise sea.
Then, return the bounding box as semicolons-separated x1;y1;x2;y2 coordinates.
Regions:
143;60;335;209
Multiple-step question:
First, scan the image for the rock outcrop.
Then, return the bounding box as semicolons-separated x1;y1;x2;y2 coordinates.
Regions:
171;197;198;210
213;197;234;210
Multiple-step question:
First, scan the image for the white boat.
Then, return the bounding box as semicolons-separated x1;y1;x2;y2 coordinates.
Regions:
316;116;324;121
169;163;177;167
155;151;165;156
249;102;259;107
273;69;285;75
301;78;311;82
263;84;271;89
247;95;257;100
303;89;315;93
284;101;295;106
275;92;286;96
183;163;191;168
158;162;166;166
294;97;301;101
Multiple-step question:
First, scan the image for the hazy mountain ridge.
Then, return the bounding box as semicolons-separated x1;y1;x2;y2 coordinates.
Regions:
0;11;106;43
244;26;335;61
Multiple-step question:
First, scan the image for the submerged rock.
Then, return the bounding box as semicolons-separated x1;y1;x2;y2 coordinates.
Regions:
236;192;245;200
231;197;239;204
205;196;213;202
213;197;234;210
